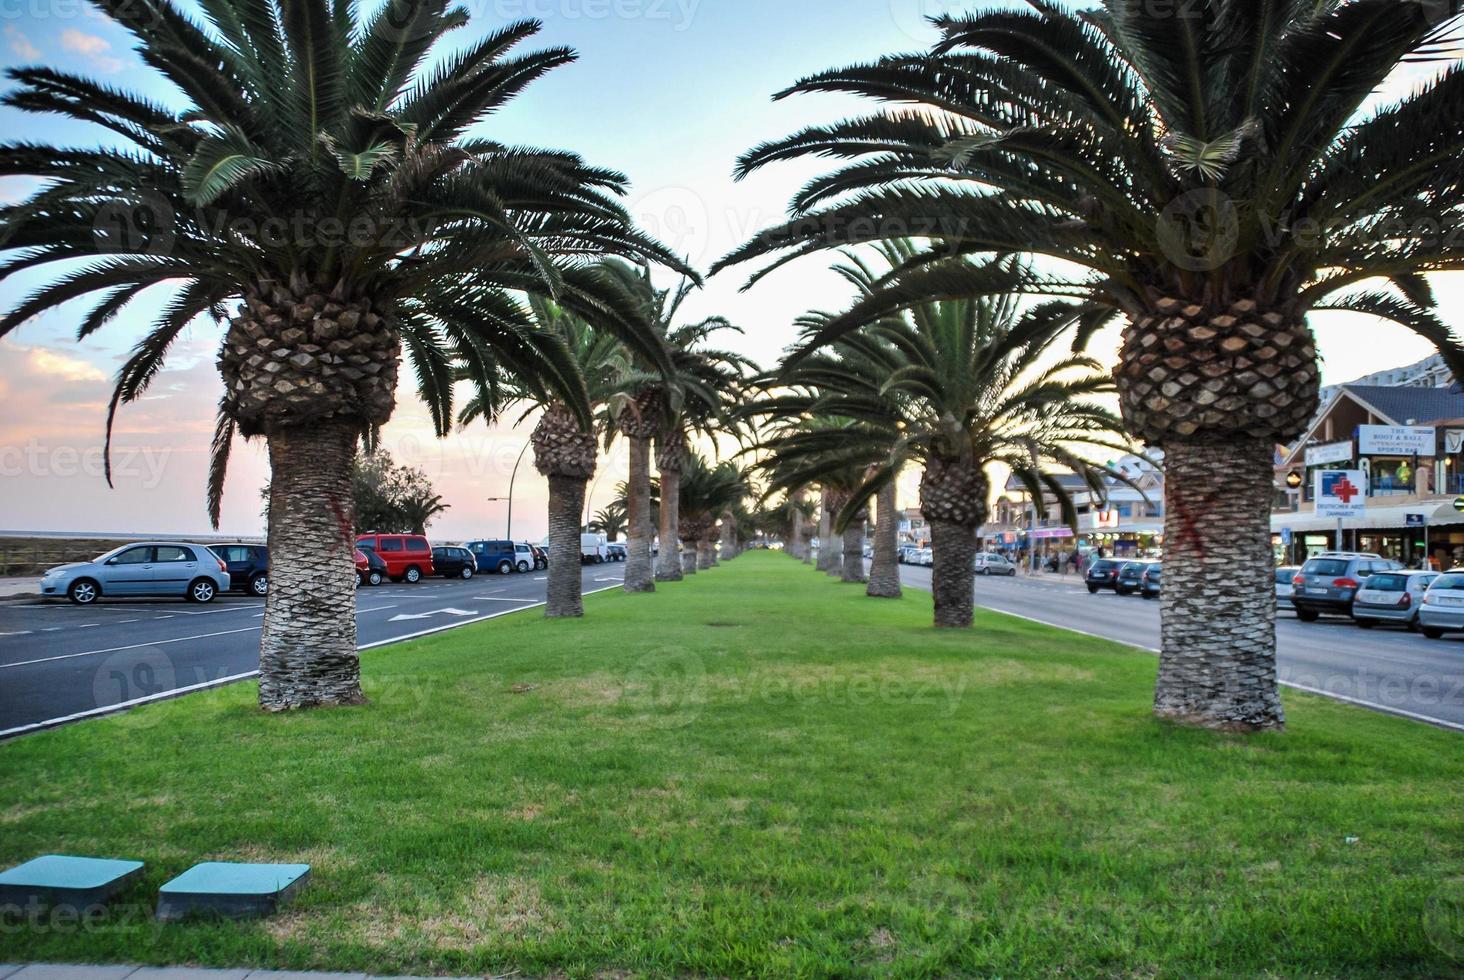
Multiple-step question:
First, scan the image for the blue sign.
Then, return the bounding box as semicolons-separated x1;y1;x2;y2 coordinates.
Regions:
1280;528;1293;546
1406;513;1427;528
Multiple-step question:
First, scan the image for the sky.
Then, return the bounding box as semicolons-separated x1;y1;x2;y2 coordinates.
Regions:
0;0;1459;542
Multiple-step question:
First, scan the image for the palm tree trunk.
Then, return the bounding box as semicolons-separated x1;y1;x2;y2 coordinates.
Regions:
1154;438;1285;731
868;480;902;599
841;518;866;583
825;492;845;578
698;536;715;570
816;489;835;572
681;538;699;575
790;508;805;560
656;466;683;581
719;515;736;561
623;435;655;594
930;520;977;629
258;420;365;711
545;474;587;618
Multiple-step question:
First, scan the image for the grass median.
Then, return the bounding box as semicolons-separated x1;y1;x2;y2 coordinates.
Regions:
1;550;1461;977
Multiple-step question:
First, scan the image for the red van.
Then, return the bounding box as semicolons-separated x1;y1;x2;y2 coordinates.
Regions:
356;534;435;583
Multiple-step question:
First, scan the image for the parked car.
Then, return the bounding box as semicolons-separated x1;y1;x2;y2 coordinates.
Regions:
1274;566;1300;609
1291;552;1403;622
355;548;387;587
1085;558;1123;593
355;534;434;583
1353;570;1438;630
1115;560;1148;595
580;532;608;564
432;546;476;579
1419;572;1464;639
915;547;934;567
531;545;549;569
898;545;921;564
41;542;231;605
1140;562;1161;599
606;543;627;562
210;543;269;597
973;552;1017;576
466;540;518;575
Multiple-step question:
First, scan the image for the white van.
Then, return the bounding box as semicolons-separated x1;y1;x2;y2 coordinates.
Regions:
581;533;608;564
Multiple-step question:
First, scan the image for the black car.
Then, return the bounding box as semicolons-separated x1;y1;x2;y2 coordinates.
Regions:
606;543;627;562
358;548;389;587
211;543;269;596
1085;559;1123;593
1115;560;1148;595
1140;563;1161;600
531;545;549;570
432;546;476;579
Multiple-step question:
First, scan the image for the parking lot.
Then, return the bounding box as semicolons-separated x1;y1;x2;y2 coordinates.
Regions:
0;562;623;737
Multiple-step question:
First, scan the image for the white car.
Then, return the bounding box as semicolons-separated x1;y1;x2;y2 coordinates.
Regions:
1418;572;1464;639
1274;566;1300;608
973;553;1017;576
916;548;933;567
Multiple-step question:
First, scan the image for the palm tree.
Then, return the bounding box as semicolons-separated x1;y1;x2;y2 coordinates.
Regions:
1;2;684;710
461;292;657;618
753;257;1137;629
589;500;628;542
718;1;1464;729
398;491;450;536
677;455;747;573
596;261;756;585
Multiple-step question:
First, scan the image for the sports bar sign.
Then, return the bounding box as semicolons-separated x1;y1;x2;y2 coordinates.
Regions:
1357;425;1435;456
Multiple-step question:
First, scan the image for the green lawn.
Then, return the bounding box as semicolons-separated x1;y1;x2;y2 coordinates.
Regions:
1;552;1461;978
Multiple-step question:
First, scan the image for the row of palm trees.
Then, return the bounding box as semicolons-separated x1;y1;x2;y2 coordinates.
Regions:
4;0;1462;733
715;0;1464;732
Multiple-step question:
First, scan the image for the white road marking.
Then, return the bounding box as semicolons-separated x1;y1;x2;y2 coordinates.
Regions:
0;626;263;669
0;631;33;638
387;607;479;623
473;597;536;603
534;576;547;581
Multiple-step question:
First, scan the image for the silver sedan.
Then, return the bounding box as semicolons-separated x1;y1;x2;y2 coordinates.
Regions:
40;543;232;605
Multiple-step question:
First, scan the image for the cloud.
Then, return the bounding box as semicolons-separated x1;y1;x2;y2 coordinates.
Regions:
59;29;124;72
28;346;107;384
5;26;40;61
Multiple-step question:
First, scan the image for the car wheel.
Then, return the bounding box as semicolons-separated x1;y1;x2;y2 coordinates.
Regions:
249;573;268;597
188;578;217;603
517;560;531;573
1296;608;1320;622
404;567;422;584
537;560;548;570
980;568;991;576
498;560;513;575
67;578;100;605
368;570;384;586
1423;627;1446;640
460;566;474;580
1355;618;1375;629
1087;585;1099;594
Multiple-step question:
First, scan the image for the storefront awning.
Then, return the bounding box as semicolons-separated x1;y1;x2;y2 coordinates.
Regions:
1271;500;1464;534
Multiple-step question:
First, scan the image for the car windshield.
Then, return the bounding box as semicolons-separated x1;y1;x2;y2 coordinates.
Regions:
1430;574;1464;591
1303;559;1350;576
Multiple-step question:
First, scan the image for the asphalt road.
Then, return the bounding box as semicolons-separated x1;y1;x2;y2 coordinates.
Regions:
0;562;625;738
893;563;1464;732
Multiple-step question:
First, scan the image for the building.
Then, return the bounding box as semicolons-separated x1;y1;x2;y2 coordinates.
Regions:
1273;380;1464;567
982;454;1165;560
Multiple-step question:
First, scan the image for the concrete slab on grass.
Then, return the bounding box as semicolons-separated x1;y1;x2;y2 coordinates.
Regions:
0;856;145;910
9;967;139;980
155;864;309;922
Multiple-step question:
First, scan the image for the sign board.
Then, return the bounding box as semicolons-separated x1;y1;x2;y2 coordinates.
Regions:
1447;429;1464;454
1406;513;1427;528
1091;509;1121;529
1358;425;1435;457
1029;527;1074;540
1280;528;1293;546
1315;470;1367;519
1304;440;1354;467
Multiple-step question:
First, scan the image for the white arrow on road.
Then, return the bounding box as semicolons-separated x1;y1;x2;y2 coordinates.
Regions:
387;607;479;623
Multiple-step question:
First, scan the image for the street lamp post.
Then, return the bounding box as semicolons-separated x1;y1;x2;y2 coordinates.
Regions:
490;442;531;541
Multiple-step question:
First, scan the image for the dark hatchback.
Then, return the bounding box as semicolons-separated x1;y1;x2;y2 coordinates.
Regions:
210;543;269;596
1141;563;1162;599
1115;561;1148;595
432;546;477;579
1085;559;1123;593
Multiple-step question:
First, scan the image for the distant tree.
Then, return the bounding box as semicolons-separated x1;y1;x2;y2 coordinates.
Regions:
589;500;628;542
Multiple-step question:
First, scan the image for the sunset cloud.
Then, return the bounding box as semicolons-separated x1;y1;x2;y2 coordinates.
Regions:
60;29;124;72
5;26;40;61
